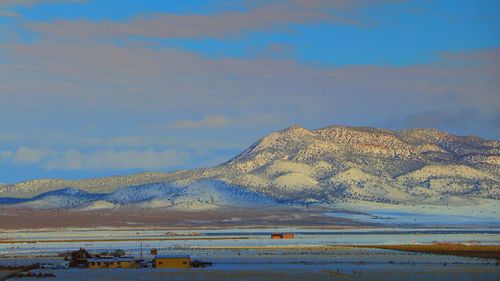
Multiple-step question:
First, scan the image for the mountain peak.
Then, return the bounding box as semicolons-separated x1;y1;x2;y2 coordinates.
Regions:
281;124;310;134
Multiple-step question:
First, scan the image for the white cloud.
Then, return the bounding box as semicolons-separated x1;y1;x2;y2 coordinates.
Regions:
0;150;14;163
167;113;284;130
12;147;53;164
0;134;15;142
77;135;252;150
169;115;232;129
26;0;384;39
43;148;189;170
0;132;256;152
3;40;499;121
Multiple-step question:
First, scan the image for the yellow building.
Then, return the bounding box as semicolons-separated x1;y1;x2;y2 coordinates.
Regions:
154;255;190;268
88;257;137;268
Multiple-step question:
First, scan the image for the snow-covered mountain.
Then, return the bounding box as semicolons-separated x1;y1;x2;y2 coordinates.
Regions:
0;179;277;210
209;125;499;203
0;125;498;210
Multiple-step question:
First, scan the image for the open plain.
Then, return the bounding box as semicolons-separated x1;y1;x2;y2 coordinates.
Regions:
1;227;500;281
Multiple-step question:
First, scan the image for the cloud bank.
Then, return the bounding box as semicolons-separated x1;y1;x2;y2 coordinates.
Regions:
28;0;397;39
0;147;189;170
169;115;232;129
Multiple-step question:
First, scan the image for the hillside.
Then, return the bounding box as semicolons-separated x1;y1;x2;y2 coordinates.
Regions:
0;125;498;211
198;125;500;203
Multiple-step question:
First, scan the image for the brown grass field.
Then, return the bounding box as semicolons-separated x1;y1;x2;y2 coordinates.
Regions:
0;236;251;244
0;207;361;229
357;244;500;261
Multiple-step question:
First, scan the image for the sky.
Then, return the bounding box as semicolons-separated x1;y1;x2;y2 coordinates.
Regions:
0;0;499;183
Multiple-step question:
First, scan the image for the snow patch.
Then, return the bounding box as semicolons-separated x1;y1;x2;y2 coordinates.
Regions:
81;200;116;210
273;172;319;190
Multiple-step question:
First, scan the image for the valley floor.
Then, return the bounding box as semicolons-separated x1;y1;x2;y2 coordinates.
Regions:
1;198;499;229
0;206;360;229
1;226;499;281
1;244;499;281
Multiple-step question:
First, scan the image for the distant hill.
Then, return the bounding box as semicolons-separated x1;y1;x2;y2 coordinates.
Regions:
0;125;498;210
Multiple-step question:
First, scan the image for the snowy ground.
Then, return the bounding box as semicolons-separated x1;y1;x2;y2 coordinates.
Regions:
2;228;499;280
2;248;500;281
330;199;500;227
5;264;499;281
1;228;499;258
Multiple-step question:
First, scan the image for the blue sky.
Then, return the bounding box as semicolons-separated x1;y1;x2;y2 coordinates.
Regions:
0;0;499;183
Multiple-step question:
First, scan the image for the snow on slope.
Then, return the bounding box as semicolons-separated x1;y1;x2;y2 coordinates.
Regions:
80;200;117;210
327;168;412;203
173;179;277;210
0;172;184;198
0;179;279;210
399;165;498;182
273;172;319;191
1;124;499;209
104;182;181;205
14;188;105;209
214;125;499;203
265;160;316;177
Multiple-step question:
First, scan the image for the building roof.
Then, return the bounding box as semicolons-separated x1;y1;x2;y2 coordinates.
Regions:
155;254;190;259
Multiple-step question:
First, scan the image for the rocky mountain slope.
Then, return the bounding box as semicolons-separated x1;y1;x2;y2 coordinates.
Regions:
207;125;499;203
0;125;498;209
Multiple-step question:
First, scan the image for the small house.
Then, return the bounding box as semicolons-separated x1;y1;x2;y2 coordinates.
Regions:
154;255;190;268
69;248;92;267
88;256;137;268
271;232;294;239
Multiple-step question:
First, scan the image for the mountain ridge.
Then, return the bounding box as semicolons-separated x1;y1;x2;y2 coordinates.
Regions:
1;125;498;209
